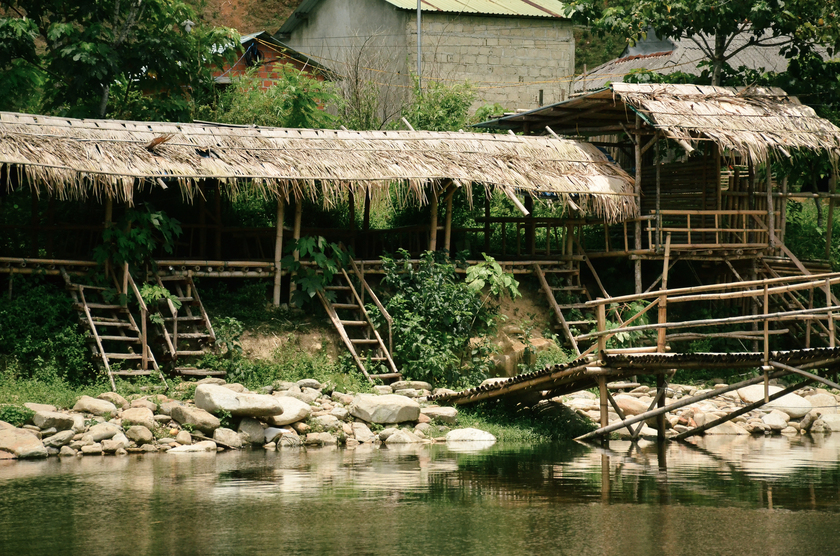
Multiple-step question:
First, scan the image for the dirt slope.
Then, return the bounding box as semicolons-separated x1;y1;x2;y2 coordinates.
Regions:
190;0;300;35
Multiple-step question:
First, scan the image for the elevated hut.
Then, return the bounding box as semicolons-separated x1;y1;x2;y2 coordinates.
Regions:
478;83;840;290
0;111;635;385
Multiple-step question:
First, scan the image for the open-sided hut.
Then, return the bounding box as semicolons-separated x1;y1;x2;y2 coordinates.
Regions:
0;111;636;384
478;83;840;292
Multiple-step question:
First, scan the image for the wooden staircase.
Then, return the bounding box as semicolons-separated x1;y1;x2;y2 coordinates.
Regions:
61;267;167;391
318;260;400;383
152;275;222;377
534;261;591;356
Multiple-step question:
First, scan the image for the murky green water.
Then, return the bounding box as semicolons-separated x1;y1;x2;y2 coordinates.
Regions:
2;435;840;556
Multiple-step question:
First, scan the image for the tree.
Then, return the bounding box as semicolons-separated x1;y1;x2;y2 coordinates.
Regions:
576;0;840;85
0;0;237;118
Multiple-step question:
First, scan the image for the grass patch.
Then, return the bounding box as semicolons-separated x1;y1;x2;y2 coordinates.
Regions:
0;375;111;409
455;400;596;442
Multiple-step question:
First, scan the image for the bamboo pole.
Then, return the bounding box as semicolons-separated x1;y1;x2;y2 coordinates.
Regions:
674;378;812;441
767;162;775;249
780;176;789;244
444;186;455;253
598;376;609;432
596;301;607;354
576;304;840;342
827;163;837;260
583;272;840;307
214;181;222;260
429;186;439;251
273;197;285;307
288;198;303;304
575;370;788;441
656;373;666;440
657;234;672;352
768;361;840;390
634;116;642;294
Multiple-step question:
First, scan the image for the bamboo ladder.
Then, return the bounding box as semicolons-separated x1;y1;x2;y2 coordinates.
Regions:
152;274;221;377
60;266;167;391
317;259;400;384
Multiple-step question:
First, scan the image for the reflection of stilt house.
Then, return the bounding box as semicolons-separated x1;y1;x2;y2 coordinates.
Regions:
0;112;635;388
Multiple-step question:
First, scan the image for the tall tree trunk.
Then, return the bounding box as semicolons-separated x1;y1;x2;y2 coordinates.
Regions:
712;33;726;86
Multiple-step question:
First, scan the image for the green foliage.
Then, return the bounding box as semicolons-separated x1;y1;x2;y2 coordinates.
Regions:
465;254;521;299
140;284;182;325
0;404;34;427
214;317;244;358
0;276;96;385
209;66;338;128
401;77;476;132
93;205;182;272
0;0;238;118
458;399;595;442
281;236;351;307
603;301;653;348
576;0;840;86
375;250;513;388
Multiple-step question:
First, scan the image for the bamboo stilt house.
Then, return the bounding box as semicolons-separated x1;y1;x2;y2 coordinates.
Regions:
477;83;840;290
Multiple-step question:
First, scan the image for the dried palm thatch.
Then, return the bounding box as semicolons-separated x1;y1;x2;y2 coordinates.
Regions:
612;83;840;163
0;111;637;222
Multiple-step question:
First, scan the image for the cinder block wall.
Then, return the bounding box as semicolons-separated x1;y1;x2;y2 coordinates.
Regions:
406;14;575;111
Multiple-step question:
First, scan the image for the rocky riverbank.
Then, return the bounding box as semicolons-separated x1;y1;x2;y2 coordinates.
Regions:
3;377;838;460
0;378;494;460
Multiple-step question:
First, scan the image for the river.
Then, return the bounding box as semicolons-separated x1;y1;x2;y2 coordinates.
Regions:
1;434;839;555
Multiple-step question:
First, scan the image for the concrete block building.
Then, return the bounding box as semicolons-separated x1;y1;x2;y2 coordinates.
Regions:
275;0;575;112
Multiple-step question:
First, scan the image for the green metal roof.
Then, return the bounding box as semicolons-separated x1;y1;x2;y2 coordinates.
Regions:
384;0;569;18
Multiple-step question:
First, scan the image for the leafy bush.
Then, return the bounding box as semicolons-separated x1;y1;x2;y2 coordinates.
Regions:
0;276;96;385
374;250;517;388
92;204;181;271
401;77;476;132
281;236;351;307
0;404;34;427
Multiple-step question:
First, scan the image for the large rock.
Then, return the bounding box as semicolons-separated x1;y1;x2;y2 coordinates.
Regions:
120;407;156;431
42;430;75;448
158;401;183;416
352;422;377;443
806;393;838;415
73;396;117;416
195;384;283;417
97;392;129;409
390;380;433;392
420;406;458;425
24;403;56;413
384;429;424;444
32;411;75;431
238;418;266;444
0;428;48;459
818;413;840;431
85;422;121;442
762;411;789;431
125;425;154;445
170;405;221;434
612;394;649;416
168;440;217;453
213;427;243;448
102;433;130;453
313;415;342;431
305;432;337;446
349;394;420;424
737;385;812;418
266;396;312;426
445;428;497;442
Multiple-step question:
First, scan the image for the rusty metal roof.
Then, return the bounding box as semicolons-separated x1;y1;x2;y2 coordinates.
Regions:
385;0;569;18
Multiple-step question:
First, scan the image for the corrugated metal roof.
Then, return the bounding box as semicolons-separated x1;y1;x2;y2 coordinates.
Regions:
277;0;569;36
384;0;569;18
574;30;829;93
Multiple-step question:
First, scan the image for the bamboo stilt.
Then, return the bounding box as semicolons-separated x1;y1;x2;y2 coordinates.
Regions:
273;198;285;307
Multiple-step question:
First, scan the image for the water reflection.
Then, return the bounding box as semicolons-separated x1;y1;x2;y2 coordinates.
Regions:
1;436;840;555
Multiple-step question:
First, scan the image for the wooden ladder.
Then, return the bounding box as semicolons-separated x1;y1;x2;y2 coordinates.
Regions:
61;267;167;391
533;262;587;355
153;274;223;377
318;262;400;384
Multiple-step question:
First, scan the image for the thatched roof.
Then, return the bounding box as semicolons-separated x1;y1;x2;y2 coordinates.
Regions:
613;83;840;163
0;111;637;222
477;83;840;164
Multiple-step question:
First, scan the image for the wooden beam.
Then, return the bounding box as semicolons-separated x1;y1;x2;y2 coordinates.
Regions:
634;115;642;294
288;198;303;304
429;187;439;251
443;185;455;253
657;234;672;353
768;361;840;390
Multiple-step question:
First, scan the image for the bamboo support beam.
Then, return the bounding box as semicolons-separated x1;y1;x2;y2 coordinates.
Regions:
657;234;671;352
673;378;812;441
767;361;840;390
273;198;285;307
575;370;788;441
634;116;642;294
429;188;439;251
